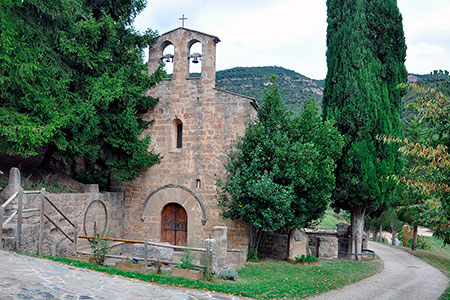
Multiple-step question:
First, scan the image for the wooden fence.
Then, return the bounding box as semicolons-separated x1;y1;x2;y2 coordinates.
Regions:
78;235;212;269
0;188;78;255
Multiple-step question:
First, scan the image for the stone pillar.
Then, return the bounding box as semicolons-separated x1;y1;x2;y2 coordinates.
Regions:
288;228;308;261
204;238;218;274
83;184;99;193
0;167;21;202
212;226;227;271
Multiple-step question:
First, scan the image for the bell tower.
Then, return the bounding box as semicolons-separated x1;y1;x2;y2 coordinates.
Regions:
148;28;220;87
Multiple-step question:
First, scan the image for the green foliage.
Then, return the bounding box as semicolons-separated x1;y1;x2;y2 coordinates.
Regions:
247;248;259;262
90;233;110;265
295;254;319;263
178;249;197;270
0;0;163;181
323;0;407;228
217;80;343;247
216;66;324;114
404;235;430;250
219;269;239;281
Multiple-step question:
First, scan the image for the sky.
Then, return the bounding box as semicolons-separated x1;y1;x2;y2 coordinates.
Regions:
134;0;450;80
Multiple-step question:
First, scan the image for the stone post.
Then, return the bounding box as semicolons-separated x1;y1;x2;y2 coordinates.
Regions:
0;207;4;249
212;226;227;271
15;187;23;251
0;168;21;202
204;238;218;274
38;188;45;255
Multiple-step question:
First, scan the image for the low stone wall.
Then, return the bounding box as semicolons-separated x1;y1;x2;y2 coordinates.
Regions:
260;232;288;260
13;189;124;256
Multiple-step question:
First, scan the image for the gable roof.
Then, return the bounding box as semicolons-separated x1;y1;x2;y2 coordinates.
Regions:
158;27;221;43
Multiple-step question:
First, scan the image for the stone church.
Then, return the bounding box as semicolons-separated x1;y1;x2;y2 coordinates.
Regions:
121;27;258;262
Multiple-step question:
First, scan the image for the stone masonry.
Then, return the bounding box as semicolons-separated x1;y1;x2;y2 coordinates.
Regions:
120;28;257;266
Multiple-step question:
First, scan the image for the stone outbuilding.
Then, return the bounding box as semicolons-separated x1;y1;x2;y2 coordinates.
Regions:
120;27;258;266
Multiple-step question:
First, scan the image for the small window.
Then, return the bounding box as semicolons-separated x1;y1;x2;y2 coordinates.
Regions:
196;179;201;189
176;122;182;148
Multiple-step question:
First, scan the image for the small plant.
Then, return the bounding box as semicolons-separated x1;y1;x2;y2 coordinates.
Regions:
178;249;198;270
219;268;239;281
90;232;110;265
203;265;213;281
155;261;162;274
295;254;319;263
247;247;259;262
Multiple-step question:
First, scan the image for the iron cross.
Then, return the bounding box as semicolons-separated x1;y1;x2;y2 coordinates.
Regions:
179;14;187;28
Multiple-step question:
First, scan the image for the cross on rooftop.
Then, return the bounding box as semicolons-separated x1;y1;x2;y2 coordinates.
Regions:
179;14;187;28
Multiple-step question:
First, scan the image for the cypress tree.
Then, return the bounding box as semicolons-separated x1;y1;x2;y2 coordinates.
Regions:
323;0;407;258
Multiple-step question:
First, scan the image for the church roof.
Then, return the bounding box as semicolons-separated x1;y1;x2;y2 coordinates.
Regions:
158;27;221;43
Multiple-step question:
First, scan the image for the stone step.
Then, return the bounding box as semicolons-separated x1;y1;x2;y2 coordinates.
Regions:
2;237;16;251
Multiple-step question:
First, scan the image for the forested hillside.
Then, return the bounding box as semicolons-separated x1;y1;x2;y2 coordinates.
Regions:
215;66;324;114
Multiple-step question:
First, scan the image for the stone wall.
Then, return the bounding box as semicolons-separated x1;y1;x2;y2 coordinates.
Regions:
9;189;124;256
260;232;288;260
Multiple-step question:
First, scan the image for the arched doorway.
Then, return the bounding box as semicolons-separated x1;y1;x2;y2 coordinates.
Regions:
161;203;187;245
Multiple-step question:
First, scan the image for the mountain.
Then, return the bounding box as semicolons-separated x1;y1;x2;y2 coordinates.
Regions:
215;66;324;114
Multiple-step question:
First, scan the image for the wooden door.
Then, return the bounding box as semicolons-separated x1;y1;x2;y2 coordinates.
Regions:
161;203;187;245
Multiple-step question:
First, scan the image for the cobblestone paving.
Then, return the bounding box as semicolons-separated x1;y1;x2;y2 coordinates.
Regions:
0;250;249;300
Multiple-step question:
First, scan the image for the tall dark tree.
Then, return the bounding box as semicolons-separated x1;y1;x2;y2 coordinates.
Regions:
0;0;163;181
323;0;407;258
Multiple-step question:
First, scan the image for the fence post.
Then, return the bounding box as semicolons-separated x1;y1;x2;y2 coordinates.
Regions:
38;188;45;255
73;221;78;255
15;187;23;251
206;243;211;271
0;207;4;249
144;239;149;267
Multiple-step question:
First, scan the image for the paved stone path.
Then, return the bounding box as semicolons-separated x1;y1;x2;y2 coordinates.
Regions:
1;242;448;300
0;250;246;300
312;241;449;300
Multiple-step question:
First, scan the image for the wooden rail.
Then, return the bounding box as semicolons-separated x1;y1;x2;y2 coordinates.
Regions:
78;235;207;252
0;187;77;254
0;191;19;208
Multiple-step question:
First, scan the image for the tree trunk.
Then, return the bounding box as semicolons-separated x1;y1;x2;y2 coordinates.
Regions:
412;225;418;250
378;224;383;242
350;206;366;261
40;144;56;170
372;228;378;241
391;226;397;246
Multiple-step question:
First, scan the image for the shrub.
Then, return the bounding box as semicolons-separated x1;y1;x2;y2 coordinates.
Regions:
247;248;259;262
405;235;430;250
219;269;239;280
178;249;197;270
295;254;319;263
90;233;110;265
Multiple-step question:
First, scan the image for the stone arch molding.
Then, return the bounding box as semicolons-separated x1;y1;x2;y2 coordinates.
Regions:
141;184;207;225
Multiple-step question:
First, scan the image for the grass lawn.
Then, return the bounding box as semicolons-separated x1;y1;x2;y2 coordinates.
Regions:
394;236;450;300
318;208;349;228
40;256;382;299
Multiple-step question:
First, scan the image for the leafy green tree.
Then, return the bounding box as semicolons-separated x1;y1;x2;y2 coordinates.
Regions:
0;0;163;181
383;75;450;245
323;0;407;258
217;78;343;250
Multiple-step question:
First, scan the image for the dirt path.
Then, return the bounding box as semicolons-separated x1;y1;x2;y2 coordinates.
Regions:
312;241;448;300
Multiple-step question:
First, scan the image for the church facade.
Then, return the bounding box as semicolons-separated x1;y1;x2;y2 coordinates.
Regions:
121;28;258;260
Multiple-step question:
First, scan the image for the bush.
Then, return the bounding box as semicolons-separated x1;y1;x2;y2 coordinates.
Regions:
247;248;259;262
295;254;319;263
90;233;110;265
178;249;197;270
405;235;430;250
219;268;239;280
